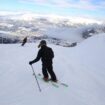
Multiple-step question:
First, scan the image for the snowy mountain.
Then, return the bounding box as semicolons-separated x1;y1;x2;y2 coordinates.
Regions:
0;34;105;105
0;12;105;46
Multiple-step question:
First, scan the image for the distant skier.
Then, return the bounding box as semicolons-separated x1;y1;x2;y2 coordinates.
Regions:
29;40;57;82
21;37;27;46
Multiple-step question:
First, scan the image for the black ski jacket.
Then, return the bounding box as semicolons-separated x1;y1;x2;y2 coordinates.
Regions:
31;45;54;65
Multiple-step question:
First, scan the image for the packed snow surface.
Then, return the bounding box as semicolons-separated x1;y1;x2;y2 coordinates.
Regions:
0;34;105;105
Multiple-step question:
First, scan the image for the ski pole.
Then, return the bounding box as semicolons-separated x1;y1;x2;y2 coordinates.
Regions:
30;65;41;92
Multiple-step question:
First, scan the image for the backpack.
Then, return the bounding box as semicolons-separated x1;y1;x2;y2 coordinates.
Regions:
43;47;54;60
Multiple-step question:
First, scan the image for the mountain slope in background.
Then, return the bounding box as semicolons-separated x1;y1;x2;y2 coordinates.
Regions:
0;34;105;105
0;12;105;46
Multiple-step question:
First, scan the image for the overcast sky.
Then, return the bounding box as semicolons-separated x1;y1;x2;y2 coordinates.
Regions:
0;0;105;20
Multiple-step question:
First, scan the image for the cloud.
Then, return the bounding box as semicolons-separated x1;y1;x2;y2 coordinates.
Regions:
19;0;105;10
19;0;51;6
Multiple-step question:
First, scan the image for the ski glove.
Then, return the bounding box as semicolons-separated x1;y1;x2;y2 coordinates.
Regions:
29;61;33;65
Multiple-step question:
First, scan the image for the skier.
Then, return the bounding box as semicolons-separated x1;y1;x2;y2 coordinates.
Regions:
21;37;27;46
29;40;57;82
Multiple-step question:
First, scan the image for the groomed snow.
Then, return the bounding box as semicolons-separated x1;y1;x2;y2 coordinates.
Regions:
0;34;105;105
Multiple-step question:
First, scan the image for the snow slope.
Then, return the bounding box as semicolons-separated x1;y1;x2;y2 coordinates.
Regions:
0;34;105;105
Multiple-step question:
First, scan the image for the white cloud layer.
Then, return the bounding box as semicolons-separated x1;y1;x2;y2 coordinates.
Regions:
19;0;105;10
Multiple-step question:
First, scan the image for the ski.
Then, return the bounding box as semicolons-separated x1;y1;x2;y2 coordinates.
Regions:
57;81;69;87
37;74;68;88
36;74;59;88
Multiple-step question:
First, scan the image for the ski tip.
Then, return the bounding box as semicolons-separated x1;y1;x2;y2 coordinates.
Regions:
59;82;69;87
61;83;69;87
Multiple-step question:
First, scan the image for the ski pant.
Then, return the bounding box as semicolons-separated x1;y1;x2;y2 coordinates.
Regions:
42;63;57;81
